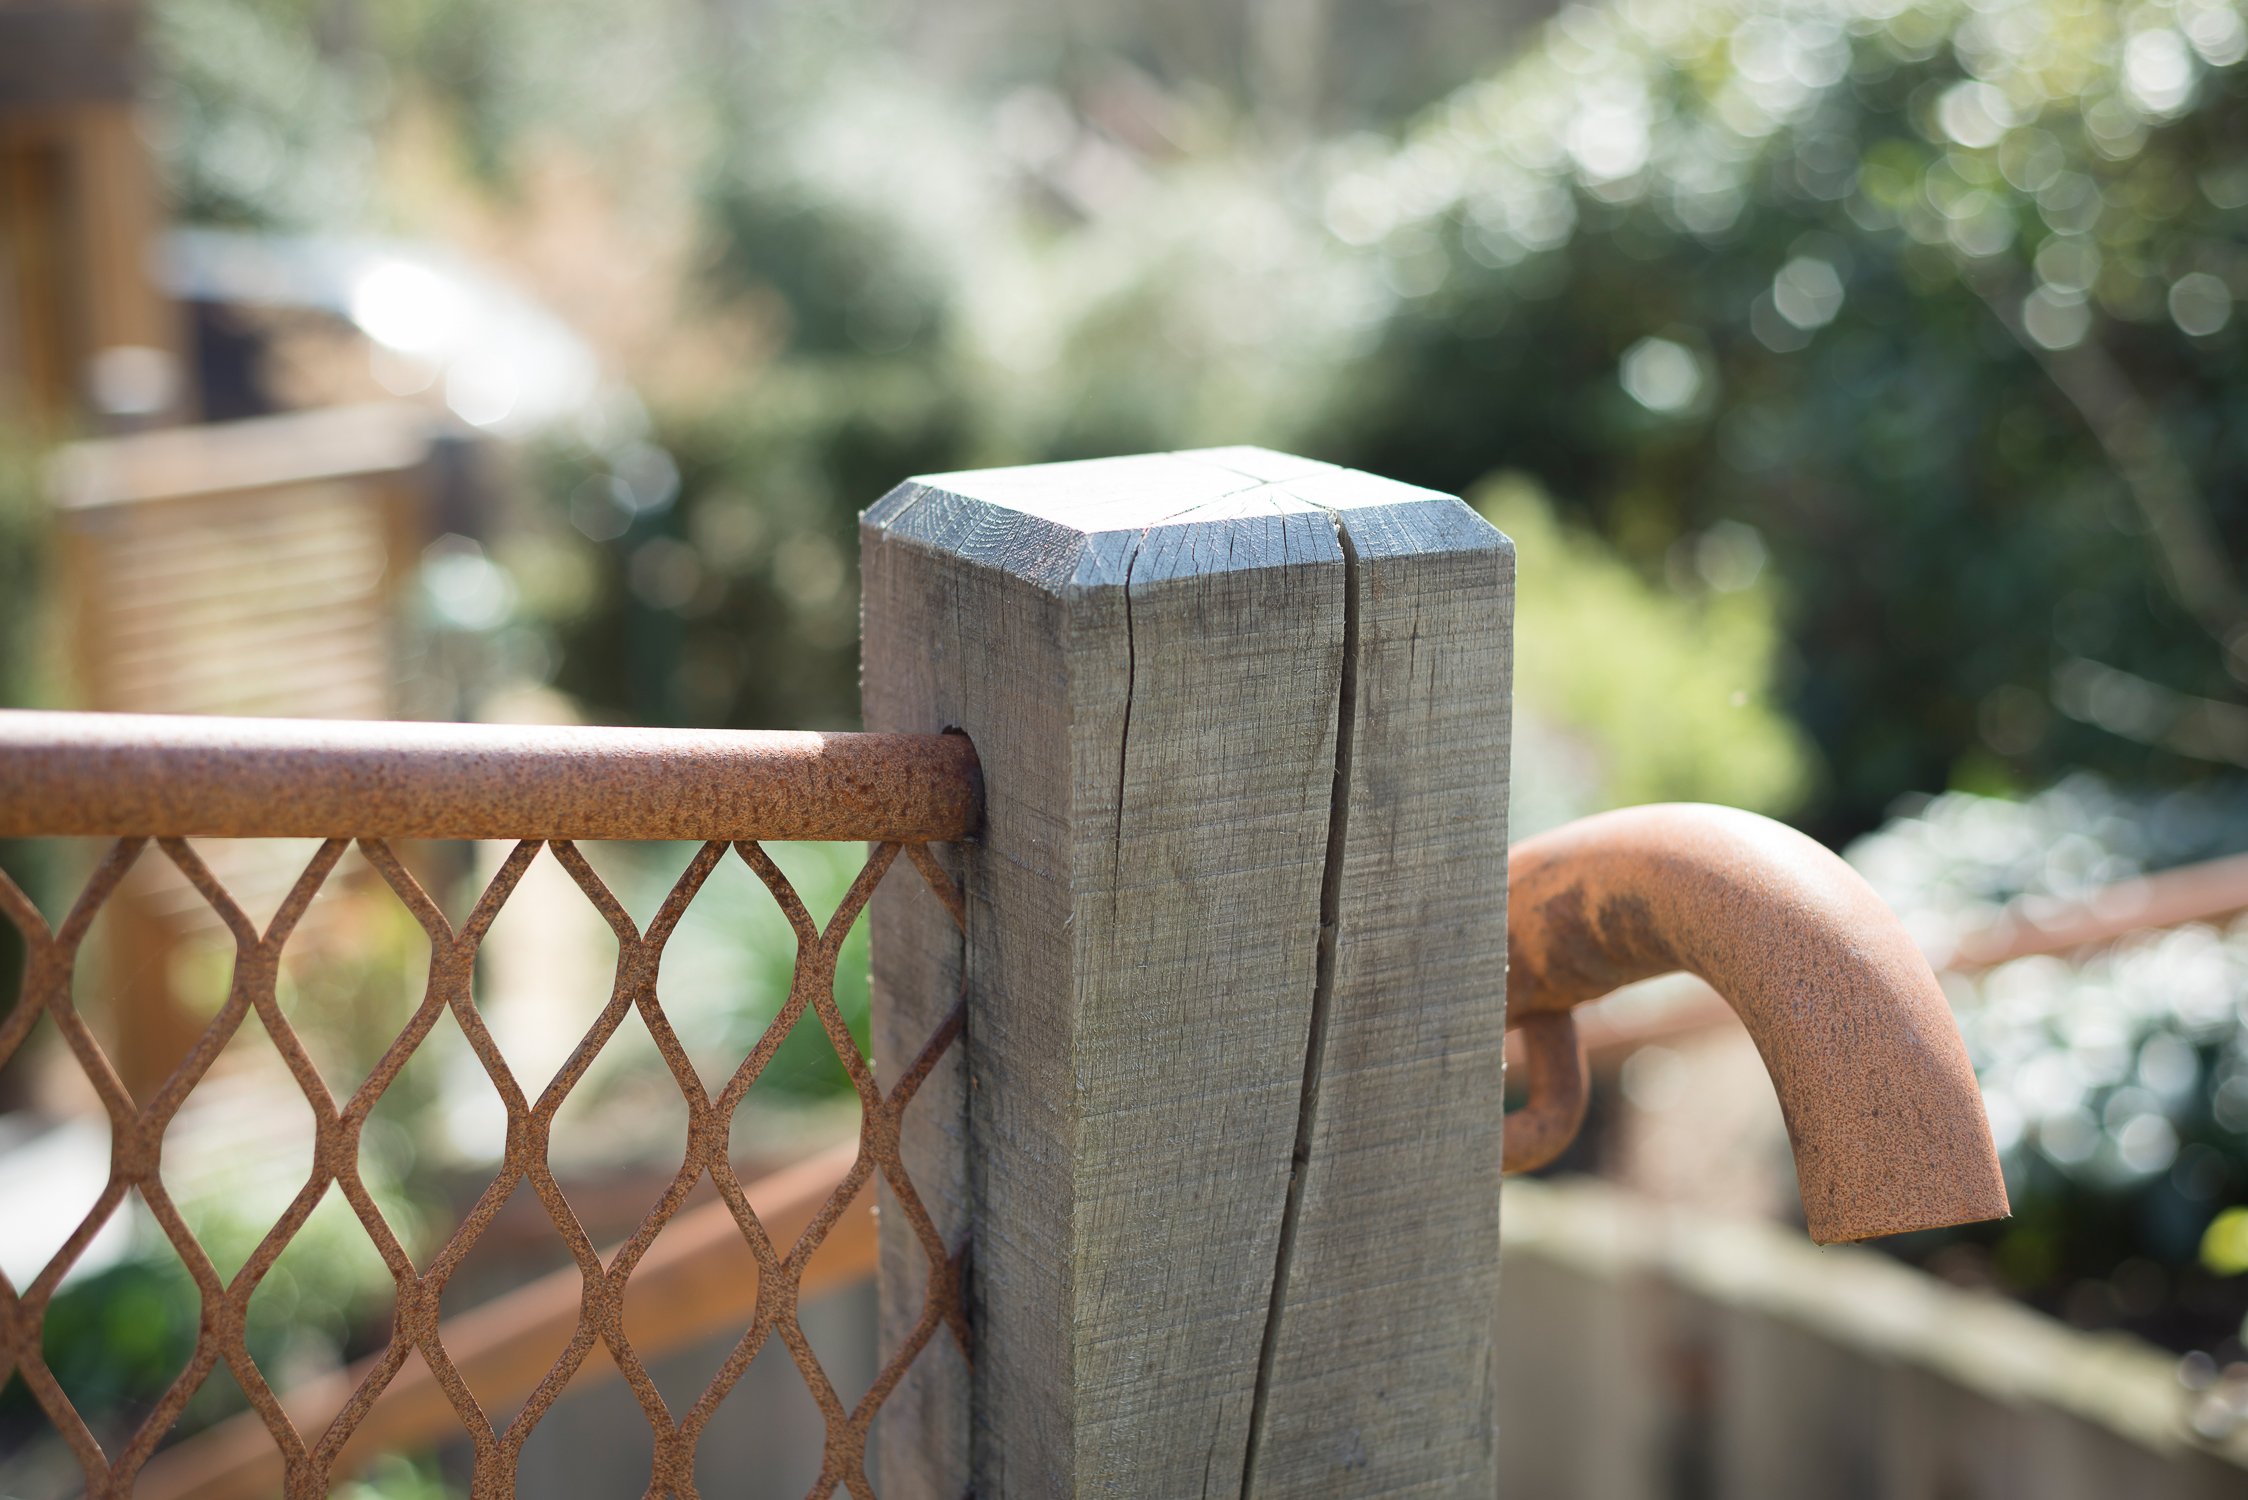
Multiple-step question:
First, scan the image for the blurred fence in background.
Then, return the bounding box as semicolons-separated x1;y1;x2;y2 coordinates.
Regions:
46;404;441;1100
51;403;434;722
1497;1175;2248;1500
1530;802;2248;1497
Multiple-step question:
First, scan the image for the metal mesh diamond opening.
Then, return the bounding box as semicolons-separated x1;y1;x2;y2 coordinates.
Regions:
0;831;967;1500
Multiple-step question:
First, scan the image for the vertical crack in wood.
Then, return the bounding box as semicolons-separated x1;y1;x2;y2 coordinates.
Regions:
1112;532;1145;887
1238;510;1359;1499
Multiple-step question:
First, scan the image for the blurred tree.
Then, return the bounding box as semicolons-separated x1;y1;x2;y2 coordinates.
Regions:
131;0;2248;829
1320;0;2248;841
869;0;1540;131
541;364;972;731
1476;473;1815;827
145;0;389;228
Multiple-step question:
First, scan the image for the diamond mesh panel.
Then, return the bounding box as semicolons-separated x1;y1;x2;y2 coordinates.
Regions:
0;834;968;1499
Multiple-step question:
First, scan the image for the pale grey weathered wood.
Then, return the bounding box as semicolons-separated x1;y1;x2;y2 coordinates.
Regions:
867;835;971;1500
864;454;1346;1497
1231;452;1514;1493
862;448;1512;1498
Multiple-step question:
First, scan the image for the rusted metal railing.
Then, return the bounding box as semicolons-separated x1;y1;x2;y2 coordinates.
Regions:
0;711;983;843
0;709;981;1500
1499;803;2009;1245
141;1146;882;1500
1508;821;2248;1149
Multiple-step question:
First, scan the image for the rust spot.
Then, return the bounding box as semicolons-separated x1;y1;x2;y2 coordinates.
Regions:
1594;891;1675;975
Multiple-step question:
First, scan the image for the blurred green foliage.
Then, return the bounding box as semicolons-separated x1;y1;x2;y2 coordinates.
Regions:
1852;779;2248;1353
430;0;2248;855
634;840;880;1103
1476;474;1814;816
145;0;390;228
2208;1205;2248;1274
17;1260;201;1430
1325;0;2248;841
332;1451;460;1500
541;366;972;731
121;0;2248;835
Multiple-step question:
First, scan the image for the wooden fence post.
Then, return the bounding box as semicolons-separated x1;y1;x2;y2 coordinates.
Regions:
861;447;1513;1498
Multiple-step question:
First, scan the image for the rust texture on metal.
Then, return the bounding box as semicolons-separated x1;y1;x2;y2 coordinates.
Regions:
1511;844;2248;1075
0;802;970;1498
1504;802;2010;1244
0;710;985;844
1498;1011;1588;1175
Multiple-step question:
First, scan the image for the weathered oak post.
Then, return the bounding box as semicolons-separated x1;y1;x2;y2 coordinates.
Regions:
862;447;1513;1497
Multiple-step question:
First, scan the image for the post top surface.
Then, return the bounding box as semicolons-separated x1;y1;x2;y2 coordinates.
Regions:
907;446;1455;534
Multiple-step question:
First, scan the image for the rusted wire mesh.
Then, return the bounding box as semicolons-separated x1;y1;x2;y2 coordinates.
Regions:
0;831;968;1499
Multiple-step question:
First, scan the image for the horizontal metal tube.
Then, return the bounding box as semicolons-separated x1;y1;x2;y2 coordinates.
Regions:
0;710;983;842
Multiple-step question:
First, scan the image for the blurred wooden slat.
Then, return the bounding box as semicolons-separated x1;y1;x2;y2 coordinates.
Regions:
50;402;435;1094
1497;1175;2248;1498
135;1140;878;1500
51;401;433;505
54;403;433;725
2;6;178;427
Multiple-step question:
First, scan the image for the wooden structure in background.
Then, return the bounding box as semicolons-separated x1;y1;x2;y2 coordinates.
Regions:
52;403;434;718
1499;1175;2248;1499
49;402;436;1093
0;1;180;428
860;447;1514;1497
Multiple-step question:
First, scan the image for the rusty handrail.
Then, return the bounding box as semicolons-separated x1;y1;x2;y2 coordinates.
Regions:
0;710;982;843
1501;803;2010;1245
1507;844;2248;1075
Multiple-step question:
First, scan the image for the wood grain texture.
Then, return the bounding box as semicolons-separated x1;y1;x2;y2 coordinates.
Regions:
862;486;1074;1500
863;454;1345;1499
866;845;971;1500
862;628;973;1499
1241;480;1513;1497
1499;1174;2248;1499
861;448;1513;1499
